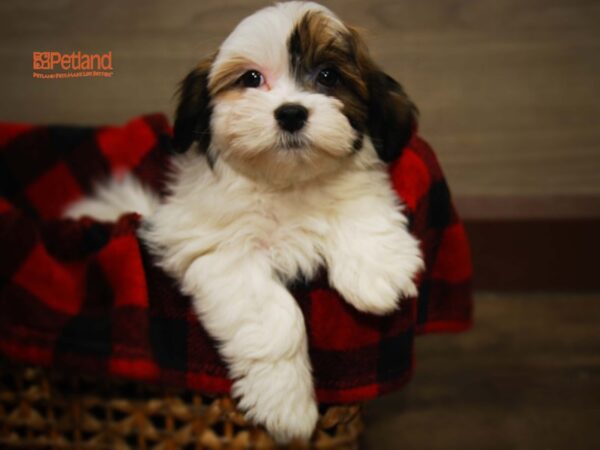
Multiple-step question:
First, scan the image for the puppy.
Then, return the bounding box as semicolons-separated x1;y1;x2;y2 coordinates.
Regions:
65;1;423;442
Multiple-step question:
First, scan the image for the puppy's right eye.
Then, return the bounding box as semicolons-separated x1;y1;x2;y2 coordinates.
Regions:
239;70;264;88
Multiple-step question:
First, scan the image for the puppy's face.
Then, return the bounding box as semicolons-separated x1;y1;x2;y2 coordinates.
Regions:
173;1;416;185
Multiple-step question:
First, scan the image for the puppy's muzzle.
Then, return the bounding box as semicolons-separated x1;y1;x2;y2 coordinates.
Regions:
274;103;308;133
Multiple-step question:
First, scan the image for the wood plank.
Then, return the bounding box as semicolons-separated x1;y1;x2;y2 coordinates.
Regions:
363;292;600;450
456;195;600;220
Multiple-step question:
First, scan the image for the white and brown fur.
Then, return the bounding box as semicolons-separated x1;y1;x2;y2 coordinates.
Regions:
65;1;423;442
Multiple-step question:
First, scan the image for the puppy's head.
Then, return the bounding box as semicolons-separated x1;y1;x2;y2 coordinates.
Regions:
173;1;416;184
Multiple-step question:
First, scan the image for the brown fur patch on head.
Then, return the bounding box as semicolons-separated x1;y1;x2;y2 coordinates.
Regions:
288;12;365;91
208;56;255;96
288;11;417;161
288;12;369;134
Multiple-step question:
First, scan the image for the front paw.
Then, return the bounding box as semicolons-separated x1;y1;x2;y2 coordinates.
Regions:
232;357;318;443
330;247;423;315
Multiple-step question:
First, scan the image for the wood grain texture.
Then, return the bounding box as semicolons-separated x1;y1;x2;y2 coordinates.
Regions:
364;292;600;450
0;0;599;198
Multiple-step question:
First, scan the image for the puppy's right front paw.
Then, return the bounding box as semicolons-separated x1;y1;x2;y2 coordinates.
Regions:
233;358;318;443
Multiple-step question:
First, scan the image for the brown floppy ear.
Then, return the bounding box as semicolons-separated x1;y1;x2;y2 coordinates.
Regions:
366;71;417;163
348;26;418;162
172;59;213;153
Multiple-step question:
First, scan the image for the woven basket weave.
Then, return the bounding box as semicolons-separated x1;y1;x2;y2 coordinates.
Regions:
0;359;362;449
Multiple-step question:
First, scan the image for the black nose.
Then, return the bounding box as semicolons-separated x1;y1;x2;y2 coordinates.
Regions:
274;103;308;133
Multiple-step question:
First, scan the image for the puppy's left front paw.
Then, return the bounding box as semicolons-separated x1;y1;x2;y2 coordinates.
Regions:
330;242;423;315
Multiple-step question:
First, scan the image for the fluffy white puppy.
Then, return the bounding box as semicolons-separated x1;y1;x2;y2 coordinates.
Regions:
65;1;423;442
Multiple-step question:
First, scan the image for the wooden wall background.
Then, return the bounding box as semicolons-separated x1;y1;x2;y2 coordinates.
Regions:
1;0;599;217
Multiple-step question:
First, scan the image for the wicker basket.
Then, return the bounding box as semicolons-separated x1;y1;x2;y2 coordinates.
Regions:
0;359;363;449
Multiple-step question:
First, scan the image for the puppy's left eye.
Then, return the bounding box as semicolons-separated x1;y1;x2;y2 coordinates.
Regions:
316;68;340;87
239;70;264;88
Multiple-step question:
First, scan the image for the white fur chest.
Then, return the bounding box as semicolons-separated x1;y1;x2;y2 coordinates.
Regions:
142;154;345;282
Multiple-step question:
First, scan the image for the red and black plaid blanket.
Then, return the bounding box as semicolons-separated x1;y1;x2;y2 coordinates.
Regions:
0;114;472;403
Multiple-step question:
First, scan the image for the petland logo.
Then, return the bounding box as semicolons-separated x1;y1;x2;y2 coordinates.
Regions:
32;51;113;79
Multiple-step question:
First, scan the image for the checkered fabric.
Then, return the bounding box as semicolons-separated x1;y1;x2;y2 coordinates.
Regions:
0;114;472;403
